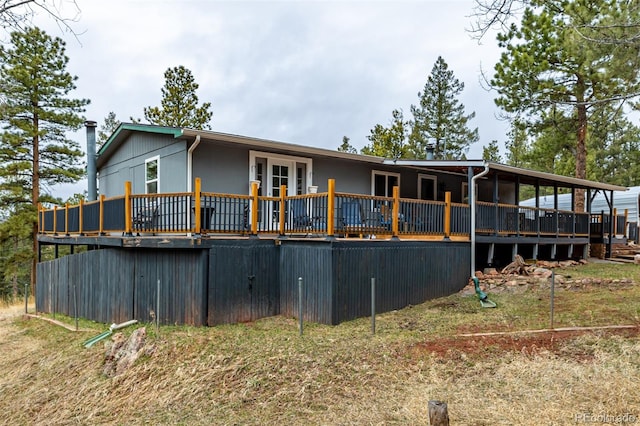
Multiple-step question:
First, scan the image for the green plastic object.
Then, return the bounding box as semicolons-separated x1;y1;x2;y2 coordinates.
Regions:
83;329;113;348
82;320;139;348
473;277;497;308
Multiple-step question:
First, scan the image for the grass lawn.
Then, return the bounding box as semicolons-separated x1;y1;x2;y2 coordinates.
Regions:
0;262;639;425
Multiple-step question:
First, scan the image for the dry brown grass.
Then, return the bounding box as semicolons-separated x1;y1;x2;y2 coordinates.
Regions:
1;263;639;425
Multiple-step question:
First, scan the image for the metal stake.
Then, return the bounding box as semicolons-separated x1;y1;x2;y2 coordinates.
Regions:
550;270;555;329
73;282;78;331
156;279;160;333
371;277;376;335
298;277;303;336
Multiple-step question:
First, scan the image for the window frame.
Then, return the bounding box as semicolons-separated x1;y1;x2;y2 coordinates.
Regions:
145;155;160;194
371;170;401;197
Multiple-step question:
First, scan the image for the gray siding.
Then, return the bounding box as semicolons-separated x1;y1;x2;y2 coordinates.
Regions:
98;133;187;197
192;143;250;194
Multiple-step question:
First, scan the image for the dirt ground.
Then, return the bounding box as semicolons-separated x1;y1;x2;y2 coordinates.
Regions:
412;327;640;361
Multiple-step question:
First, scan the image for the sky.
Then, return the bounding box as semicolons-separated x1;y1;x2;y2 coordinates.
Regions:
29;0;510;199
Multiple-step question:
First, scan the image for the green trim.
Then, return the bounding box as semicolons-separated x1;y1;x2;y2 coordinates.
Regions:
98;123;183;156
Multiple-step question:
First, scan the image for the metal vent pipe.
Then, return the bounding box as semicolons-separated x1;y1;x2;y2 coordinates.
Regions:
85;120;97;201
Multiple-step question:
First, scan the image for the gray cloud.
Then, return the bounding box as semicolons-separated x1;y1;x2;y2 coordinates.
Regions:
31;0;509;199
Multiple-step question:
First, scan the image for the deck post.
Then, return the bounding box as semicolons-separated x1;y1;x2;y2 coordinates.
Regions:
251;181;259;235
624;209;629;238
38;203;43;234
53;205;58;235
194;177;202;235
613;208;618;238
99;195;105;235
78;199;84;235
64;203;69;236
327;179;335;237
444;191;451;240
124;181;133;236
279;185;287;235
392;186;399;238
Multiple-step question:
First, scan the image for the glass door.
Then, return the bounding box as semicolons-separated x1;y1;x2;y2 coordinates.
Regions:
267;159;294;227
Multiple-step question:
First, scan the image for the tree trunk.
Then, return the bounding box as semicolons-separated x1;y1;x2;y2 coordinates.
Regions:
575;78;587;213
31;112;39;295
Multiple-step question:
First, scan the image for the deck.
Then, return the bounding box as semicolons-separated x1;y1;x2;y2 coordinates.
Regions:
38;178;624;245
35;178;628;327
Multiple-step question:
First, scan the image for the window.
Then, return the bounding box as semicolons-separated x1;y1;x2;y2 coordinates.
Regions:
145;156;159;194
372;171;400;197
418;174;436;200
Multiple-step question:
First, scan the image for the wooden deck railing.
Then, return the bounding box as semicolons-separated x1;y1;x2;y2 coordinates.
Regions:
38;177;622;241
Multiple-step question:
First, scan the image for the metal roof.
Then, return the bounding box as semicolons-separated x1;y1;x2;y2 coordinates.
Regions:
97;124;628;192
385;159;627;192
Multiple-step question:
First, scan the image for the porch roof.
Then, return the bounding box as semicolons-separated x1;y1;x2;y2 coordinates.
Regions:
384;160;627;192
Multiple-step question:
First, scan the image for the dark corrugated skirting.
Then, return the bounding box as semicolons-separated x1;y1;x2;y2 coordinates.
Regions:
37;239;470;326
208;240;279;325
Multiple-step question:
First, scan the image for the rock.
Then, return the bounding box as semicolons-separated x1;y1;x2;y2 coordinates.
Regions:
483;268;498;276
475;271;484;279
533;267;553;278
553;274;565;284
634;254;640;265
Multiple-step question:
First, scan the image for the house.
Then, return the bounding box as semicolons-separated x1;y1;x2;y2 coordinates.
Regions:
36;123;627;327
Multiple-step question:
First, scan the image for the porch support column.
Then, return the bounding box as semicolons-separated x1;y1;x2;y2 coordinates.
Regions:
487;243;494;266
512;243;518;261
535;181;540;236
327;179;335;238
554;183;559;238
251;181;260;237
571;187;576;237
124;181;133;236
607;190;614;258
515;175;520;236
493;173;499;236
568;244;574;258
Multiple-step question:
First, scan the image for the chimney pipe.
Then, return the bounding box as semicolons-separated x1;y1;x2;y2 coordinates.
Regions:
85;120;98;201
426;143;435;160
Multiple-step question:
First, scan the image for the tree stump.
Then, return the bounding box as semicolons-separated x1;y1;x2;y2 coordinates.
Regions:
501;254;528;275
428;400;449;426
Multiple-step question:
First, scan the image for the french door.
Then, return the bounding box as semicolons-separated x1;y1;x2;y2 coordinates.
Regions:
267;159;294;225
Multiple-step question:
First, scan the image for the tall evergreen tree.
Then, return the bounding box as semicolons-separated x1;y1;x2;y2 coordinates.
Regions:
143;65;213;129
337;136;357;154
490;0;640;209
409;56;479;160
0;27;89;292
482;140;503;162
97;111;120;149
504;120;529;168
361;109;409;159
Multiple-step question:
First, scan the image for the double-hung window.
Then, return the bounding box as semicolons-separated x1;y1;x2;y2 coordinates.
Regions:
145;156;159;194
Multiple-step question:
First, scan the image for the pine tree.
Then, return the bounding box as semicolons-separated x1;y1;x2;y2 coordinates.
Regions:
337;136;357;154
143;65;213;129
97;111;120;149
361;109;409;159
409;56;479;160
482;140;502;162
0;27;89;292
490;1;640;209
504;120;529;168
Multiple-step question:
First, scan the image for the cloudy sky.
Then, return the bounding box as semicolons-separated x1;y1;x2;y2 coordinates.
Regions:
31;0;509;198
